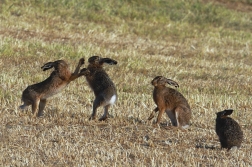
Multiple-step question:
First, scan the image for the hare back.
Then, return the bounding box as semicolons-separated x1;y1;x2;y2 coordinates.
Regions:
24;77;68;99
216;117;243;140
154;87;187;100
154;87;190;109
41;83;68;99
86;70;116;95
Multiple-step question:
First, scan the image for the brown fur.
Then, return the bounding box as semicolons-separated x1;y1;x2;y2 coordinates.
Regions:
148;76;191;128
20;58;89;117
81;56;117;121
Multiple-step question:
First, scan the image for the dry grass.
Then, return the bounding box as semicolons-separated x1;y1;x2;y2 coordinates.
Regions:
0;0;252;166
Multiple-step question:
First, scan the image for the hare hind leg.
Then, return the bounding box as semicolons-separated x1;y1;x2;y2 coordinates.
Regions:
175;107;190;129
89;96;104;120
20;96;32;110
99;105;110;121
20;102;30;110
220;139;228;149
38;99;46;117
89;104;98;120
166;110;177;126
32;99;40;117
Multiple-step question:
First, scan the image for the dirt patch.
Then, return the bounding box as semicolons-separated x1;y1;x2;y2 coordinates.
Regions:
203;0;252;12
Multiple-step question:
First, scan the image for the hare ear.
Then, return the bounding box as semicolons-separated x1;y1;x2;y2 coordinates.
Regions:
41;62;55;71
100;58;117;65
165;78;179;88
223;109;233;116
152;76;162;86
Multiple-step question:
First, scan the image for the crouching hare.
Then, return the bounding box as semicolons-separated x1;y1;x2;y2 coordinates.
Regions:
215;109;243;150
81;55;117;121
20;58;89;117
148;76;191;129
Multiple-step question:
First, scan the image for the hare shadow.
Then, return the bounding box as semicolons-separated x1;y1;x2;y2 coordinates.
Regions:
195;143;218;150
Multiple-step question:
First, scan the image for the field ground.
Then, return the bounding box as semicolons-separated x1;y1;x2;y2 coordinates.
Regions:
0;0;252;166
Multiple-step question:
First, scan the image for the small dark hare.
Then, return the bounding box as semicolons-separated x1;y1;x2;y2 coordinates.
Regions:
215;109;243;150
81;56;117;121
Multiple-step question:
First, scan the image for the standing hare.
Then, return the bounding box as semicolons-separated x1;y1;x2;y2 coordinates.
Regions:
215;109;243;150
81;55;117;121
20;58;89;117
148;76;191;129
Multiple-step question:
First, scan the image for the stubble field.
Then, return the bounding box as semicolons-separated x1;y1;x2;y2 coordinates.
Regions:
0;0;252;166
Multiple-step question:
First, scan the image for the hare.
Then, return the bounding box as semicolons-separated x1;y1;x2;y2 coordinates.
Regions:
215;109;243;150
81;55;117;121
148;76;191;129
20;58;89;117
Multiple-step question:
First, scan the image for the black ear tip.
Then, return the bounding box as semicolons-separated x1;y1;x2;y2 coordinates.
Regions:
41;67;49;71
101;58;117;65
225;109;234;113
222;109;233;116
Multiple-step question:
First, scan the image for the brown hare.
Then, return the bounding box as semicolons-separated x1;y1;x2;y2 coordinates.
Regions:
20;58;89;117
80;55;117;121
148;76;191;129
215;109;243;150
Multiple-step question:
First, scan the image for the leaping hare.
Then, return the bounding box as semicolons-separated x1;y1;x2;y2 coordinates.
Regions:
215;109;243;150
81;55;117;121
20;58;90;117
148;76;191;129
